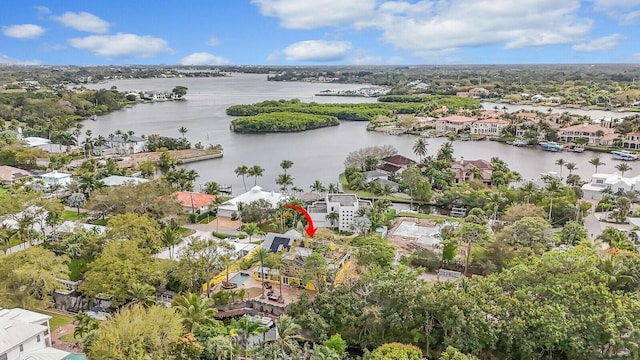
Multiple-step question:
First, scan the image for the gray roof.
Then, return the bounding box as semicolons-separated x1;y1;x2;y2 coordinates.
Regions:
262;231;301;253
327;194;358;206
362;170;388;180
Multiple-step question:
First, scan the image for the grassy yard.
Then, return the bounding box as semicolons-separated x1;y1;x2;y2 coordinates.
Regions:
39;310;73;331
0;187;9;198
62;210;86;221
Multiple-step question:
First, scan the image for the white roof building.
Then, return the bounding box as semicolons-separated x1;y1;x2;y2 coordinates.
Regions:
217;186;286;217
582;172;640;200
0;307;69;360
56;221;107;235
22;137;51;147
101;175;149;187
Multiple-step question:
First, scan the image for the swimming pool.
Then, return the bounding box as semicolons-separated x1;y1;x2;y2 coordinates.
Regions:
230;273;250;287
66;354;87;360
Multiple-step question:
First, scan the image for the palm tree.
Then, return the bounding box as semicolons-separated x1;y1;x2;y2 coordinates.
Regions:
327;183;339;194
268;314;304;355
172;291;218;332
412;138;428;162
203;181;220;195
589;157;605;173
220;254;235;286
230;315;269;358
565;162;577;175
466;167;482;182
127;282;156;308
555;158;566;179
248;165;265;186
235;165;249;191
160;225;181;260
485;191;507;221
436;141;454;162
326;211;339;230
252;247;271;299
280;160;294;175
178;126;189;139
73;312;99;342
242;222;260;242
310;180;325;195
520;181;538;203
616;163;632;176
78;173;105;197
276;173;294;195
595;129;605;145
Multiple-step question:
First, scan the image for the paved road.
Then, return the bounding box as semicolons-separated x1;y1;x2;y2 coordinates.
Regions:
583;210;632;241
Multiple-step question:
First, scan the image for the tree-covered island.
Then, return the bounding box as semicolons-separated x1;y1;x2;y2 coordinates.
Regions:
227;96;480;133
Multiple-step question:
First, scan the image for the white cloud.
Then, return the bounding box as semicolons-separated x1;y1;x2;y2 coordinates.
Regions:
35;6;51;15
206;36;220;46
69;33;172;58
253;0;593;57
251;0;376;29
180;52;231;65
591;0;640;23
0;53;40;65
572;33;625;52
282;40;351;61
52;11;111;33
3;24;46;39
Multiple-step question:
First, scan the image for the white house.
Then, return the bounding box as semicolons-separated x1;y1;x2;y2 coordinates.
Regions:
581;173;640;199
308;194;372;232
101;175;149;187
217;186;286;218
558;123;615;145
109;135;147;154
0;307;70;360
470;118;509;136
40;171;72;188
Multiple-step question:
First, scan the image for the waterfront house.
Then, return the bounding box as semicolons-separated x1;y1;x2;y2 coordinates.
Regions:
109;135;147;154
0;307;70;360
469;87;490;98
581;173;640;199
622;132;640;149
362;170;389;182
451;159;493;185
558;123;615;145
379;155;416;174
173;191;216;213
470;118;509;136
0;165;31;185
435;115;477;133
101;175;150;187
308;194;372;232
217;186;286;218
39;170;72;188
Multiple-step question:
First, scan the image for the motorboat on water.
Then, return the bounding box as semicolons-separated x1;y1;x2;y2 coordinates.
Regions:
539;141;564;152
612;150;638;161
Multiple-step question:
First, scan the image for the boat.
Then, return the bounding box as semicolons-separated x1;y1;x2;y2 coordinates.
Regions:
90;114;97;121
612;150;638;161
539;141;564;152
572;146;585;153
512;139;528;147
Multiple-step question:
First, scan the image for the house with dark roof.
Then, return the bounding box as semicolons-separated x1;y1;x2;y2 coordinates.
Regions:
451;159;493;185
253;230;350;291
378;154;415;174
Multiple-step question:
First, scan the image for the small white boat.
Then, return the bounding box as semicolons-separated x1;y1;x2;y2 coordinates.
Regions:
572;146;585;153
512;139;528;147
90;114;97;121
612;150;638;161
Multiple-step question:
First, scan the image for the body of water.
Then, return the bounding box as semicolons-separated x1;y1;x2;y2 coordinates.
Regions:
82;75;634;195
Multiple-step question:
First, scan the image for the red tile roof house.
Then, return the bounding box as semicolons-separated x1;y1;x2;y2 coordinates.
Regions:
435;115;478;133
451;159;493;185
173;191;216;214
558;123;616;145
378;155;416;174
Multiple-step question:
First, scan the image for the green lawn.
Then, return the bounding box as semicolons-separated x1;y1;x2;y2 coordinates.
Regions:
39;310;73;331
0;187;8;198
91;219;109;226
59;333;76;342
62;210;85;221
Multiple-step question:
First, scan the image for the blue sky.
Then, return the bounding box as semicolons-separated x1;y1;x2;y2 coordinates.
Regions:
1;0;639;65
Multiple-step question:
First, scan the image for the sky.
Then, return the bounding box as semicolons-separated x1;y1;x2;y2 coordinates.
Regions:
0;0;639;66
